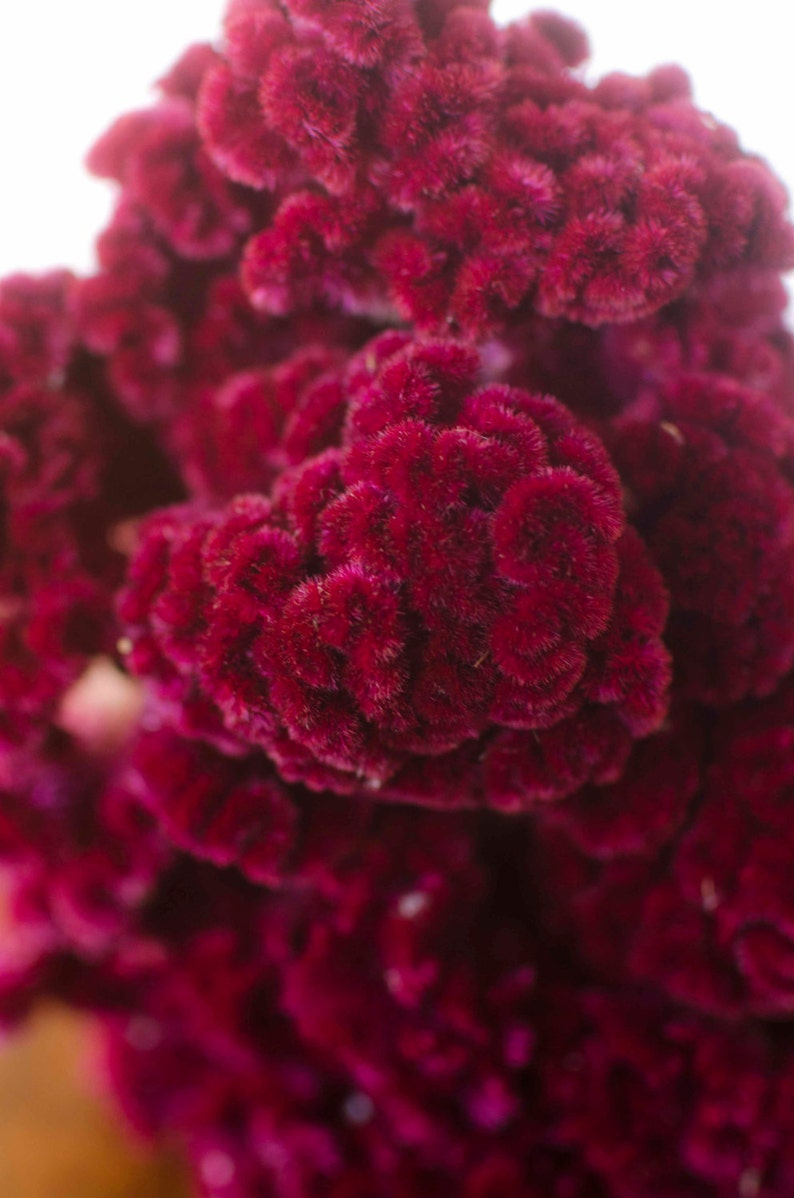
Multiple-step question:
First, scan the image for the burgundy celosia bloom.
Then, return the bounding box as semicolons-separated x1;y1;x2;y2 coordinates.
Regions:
5;0;794;1193
532;680;794;1019
126;721;382;887
198;0;794;334
539;985;794;1198
90;817;589;1197
0;268;182;751
611;373;794;703
0;730;169;1028
119;333;670;805
0;272;108;748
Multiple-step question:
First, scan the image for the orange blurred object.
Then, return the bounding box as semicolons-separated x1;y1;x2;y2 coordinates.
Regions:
0;1006;189;1197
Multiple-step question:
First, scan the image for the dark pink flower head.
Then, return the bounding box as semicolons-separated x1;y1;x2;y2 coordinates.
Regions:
0;271;78;386
128;726;302;886
0;273;113;748
498;261;794;444
119;333;670;806
97;864;359;1197
5;1;794;1192
94;811;570;1198
87;101;252;263
534;706;703;861
188;0;794;334
278;811;537;1154
541;984;794;1198
629;683;794;1019
125;722;381;889
74;199;188;425
613;372;794;703
600;265;794;415
0;268;184;751
534;679;794;1019
173;342;350;503
0;729;169;1027
76;57;380;431
74;187;374;438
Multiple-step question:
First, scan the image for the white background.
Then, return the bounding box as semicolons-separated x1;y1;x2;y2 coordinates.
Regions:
1;1;792;280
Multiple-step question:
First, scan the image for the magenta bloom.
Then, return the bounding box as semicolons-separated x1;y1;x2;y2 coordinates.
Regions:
119;332;669;806
3;1;794;1194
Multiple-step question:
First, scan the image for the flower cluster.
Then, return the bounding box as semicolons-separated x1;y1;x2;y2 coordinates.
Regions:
119;333;670;804
540;985;794;1198
0;267;183;751
3;0;794;1193
201;0;793;332
534;679;794;1020
612;373;794;703
95;814;550;1197
0;272;108;749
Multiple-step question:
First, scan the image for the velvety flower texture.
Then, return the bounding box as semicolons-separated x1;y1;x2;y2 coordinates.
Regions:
0;272;109;749
119;333;670;804
540;985;794;1198
3;0;794;1194
612;373;794;704
93;836;587;1198
198;0;793;332
92;808;612;1198
534;680;794;1020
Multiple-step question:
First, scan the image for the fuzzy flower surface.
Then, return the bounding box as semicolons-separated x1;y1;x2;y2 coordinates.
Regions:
2;1;794;1195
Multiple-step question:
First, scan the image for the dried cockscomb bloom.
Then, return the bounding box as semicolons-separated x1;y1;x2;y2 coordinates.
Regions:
2;1;794;1194
119;334;670;807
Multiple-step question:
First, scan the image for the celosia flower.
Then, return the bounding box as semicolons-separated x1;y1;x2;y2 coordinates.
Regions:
0;730;169;1028
119;333;670;806
611;373;794;702
534;680;794;1019
3;0;794;1193
92;815;570;1197
198;0;794;334
539;984;794;1198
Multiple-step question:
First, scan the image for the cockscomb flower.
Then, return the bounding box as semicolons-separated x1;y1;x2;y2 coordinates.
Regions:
196;0;794;333
118;333;670;806
611;373;794;703
539;984;794;1198
125;722;380;887
0;730;169;1029
0;266;185;752
0;272;106;748
92;815;563;1197
3;0;794;1193
531;679;794;1019
0;271;172;751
